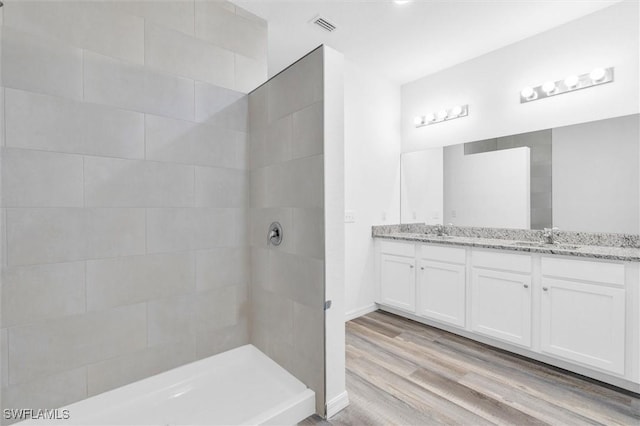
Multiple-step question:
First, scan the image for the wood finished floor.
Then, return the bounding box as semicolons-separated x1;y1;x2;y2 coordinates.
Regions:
300;310;640;426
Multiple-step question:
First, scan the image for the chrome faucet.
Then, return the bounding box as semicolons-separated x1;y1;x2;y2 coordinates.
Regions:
543;227;559;244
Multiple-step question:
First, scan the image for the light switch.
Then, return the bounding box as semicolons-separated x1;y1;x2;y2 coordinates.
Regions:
344;210;356;223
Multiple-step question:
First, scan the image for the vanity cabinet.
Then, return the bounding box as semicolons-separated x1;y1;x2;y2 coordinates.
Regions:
379;241;416;312
540;257;626;375
471;251;532;347
417;246;466;327
374;238;639;393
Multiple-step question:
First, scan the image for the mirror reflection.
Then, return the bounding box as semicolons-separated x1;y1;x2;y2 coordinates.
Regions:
401;114;639;234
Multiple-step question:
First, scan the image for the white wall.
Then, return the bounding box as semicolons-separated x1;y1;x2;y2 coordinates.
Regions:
443;145;530;229
402;1;640;152
344;60;401;319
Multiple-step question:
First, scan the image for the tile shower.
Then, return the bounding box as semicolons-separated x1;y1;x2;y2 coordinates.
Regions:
0;1;329;423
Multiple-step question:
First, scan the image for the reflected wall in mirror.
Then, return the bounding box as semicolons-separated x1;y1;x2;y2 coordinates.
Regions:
400;113;639;233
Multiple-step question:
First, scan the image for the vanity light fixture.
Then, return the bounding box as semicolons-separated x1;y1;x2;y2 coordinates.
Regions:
414;104;469;128
520;67;614;103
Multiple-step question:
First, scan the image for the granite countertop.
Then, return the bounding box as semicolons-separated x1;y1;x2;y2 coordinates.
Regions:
374;231;640;262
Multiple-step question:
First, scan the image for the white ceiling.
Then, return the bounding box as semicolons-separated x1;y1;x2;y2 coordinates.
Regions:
233;0;623;85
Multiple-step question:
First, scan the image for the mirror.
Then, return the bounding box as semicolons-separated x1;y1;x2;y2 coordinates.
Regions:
401;113;639;234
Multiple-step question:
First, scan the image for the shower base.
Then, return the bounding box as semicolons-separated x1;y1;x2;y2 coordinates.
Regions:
18;345;315;425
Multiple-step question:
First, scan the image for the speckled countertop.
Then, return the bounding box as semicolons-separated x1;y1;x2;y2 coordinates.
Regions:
373;225;640;262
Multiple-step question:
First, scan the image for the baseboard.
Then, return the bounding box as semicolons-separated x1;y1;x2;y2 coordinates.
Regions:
345;303;377;322
325;391;349;418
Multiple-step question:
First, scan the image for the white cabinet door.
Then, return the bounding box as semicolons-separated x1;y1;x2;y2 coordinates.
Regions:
380;254;416;312
417;260;466;327
541;278;625;375
471;268;532;347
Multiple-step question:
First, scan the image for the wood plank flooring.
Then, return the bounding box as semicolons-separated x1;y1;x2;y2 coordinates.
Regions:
300;310;640;426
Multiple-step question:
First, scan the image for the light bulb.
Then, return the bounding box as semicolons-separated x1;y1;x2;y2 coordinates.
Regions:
589;68;606;83
564;75;579;89
541;81;556;95
414;116;424;126
437;110;448;121
520;86;536;100
449;105;463;117
426;113;436;122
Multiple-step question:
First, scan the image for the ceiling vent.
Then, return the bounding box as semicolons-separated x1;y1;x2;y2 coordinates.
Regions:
310;15;337;32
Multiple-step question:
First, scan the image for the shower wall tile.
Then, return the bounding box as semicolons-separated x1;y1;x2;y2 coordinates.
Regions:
248;84;268;133
8;303;146;385
291;302;325;407
84;208;146;259
145;114;246;169
195;167;247;208
250;247;270;291
0;27;83;101
6;208;86;266
292;208;325;260
196;319;249;359
194;81;247;130
235;54;268;94
145;23;234;89
147;294;197;346
191;208;244;249
1;367;87;416
6;208;146;266
268;49;323;122
251;320;294;374
251;287;294;346
3;0;145;65
1;149;84;207
146;208;242;253
265;114;293;165
285;155;324;208
5;89;145;159
83;156;195;207
270;251;324;309
196;248;249;291
1;329;8;388
1;262;85;328
195;286;245;332
86;252;195;312
87;337;195;397
292;101;324;159
194;1;267;62
111;0;195;36
83;51;194;120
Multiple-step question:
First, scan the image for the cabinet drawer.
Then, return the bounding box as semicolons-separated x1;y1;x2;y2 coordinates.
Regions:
380;240;415;257
541;257;624;286
472;249;531;273
420;244;465;264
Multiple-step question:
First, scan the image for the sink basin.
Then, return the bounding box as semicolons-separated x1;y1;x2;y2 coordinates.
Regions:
511;241;580;250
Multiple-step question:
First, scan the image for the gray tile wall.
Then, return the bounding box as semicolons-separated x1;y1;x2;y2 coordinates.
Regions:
248;47;326;415
0;1;266;421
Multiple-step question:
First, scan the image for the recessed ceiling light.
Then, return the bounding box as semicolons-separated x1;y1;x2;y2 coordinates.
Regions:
393;0;412;5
